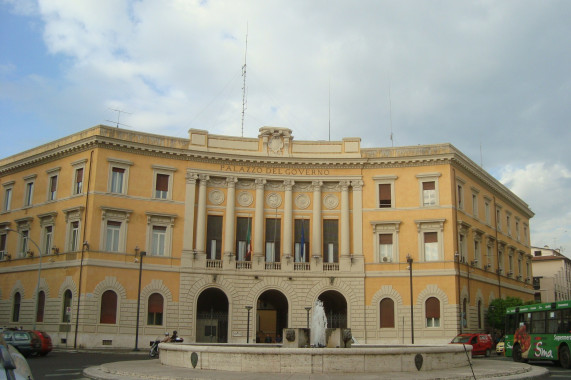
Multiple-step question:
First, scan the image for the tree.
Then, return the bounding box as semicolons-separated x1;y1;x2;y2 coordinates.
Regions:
487;297;524;333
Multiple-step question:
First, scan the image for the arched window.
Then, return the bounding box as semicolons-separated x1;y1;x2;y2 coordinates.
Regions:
36;290;45;323
379;298;395;328
100;290;118;324
147;293;164;326
425;297;440;327
62;289;72;322
12;292;21;322
462;298;468;328
478;300;482;329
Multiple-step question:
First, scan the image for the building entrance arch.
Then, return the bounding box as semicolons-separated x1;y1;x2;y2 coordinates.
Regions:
196;288;228;343
256;289;288;343
318;290;347;328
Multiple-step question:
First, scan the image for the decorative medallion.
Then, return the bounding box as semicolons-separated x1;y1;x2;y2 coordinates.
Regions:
295;194;310;209
237;191;254;207
323;194;339;209
285;329;296;342
268;135;284;155
208;189;225;205
266;192;282;208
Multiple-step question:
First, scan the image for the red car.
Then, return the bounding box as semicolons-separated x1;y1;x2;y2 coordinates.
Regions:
30;330;52;356
450;333;493;357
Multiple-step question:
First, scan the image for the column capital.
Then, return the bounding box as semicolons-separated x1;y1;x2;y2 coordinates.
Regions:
339;180;351;191
255;178;267;189
198;174;210;183
350;180;364;191
226;176;238;188
283;179;295;191
311;180;323;191
185;171;199;184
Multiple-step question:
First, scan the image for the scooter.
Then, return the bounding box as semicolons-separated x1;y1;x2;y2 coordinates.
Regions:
149;334;184;357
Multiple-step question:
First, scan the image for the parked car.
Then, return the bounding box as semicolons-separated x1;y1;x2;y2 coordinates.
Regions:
30;330;52;356
450;333;493;357
1;330;41;357
0;334;34;380
496;336;505;355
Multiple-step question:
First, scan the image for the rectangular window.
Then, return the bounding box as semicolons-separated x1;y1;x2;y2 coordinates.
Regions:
19;230;29;257
236;217;252;261
379;184;392;208
496;208;502;231
424;232;438;262
323;219;339;263
459;234;467;263
485;200;491;224
457;185;464;209
70;221;80;251
294;219;309;263
0;233;6;260
506;215;512;236
110;167;125;193
3;188;12;211
105;221;121;252
422;181;436;206
474;240;481;266
486;245;493;270
151;226;167;256
74;168;84;194
508;254;514;275
265;218;281;262
379;234;393;262
498;250;504;272
472;193;478;218
48;175;58;201
206;215;222;260
24;182;34;207
516;220;520;241
44;226;53;255
155;174;169;199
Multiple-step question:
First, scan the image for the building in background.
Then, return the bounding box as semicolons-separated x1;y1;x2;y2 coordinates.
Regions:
0;125;534;349
532;246;571;303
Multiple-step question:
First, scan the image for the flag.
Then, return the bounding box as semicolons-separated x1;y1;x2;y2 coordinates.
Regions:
300;219;305;262
245;218;252;261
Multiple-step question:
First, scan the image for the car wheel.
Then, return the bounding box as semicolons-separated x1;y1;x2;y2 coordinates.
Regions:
559;345;571;369
513;344;523;363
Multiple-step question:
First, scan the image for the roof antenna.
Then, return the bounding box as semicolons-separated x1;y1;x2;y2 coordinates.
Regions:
389;83;394;147
328;77;331;141
106;108;133;128
241;23;248;137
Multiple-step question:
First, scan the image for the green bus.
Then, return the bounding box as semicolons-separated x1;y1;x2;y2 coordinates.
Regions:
505;300;571;368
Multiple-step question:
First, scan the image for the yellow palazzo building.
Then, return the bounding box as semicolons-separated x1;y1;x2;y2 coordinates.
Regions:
0;125;534;349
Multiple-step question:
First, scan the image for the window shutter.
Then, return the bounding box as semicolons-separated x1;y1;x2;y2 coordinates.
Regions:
148;293;164;314
424;232;437;243
76;168;83;183
50;176;58;192
423;181;435;190
426;297;440;319
380;298;395;328
379;234;392;244
379;184;391;207
156;174;169;191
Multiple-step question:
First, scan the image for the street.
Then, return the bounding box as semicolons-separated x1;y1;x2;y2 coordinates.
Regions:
27;349;149;380
25;349;571;380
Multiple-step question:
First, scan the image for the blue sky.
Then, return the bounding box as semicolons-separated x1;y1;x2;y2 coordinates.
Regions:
0;0;569;254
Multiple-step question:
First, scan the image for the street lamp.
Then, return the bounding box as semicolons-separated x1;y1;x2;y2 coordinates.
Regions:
245;306;253;343
305;307;312;329
134;249;146;351
406;254;414;344
5;228;43;330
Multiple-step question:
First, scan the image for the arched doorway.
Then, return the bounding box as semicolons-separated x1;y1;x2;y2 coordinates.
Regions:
256;290;288;343
318;290;347;328
196;288;229;343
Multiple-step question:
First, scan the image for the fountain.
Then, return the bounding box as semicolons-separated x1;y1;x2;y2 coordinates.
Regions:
157;300;471;374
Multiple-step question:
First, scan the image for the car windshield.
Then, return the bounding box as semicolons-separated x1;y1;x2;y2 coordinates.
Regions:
451;335;471;343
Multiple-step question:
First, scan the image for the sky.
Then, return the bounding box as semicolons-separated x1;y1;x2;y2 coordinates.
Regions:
0;0;569;254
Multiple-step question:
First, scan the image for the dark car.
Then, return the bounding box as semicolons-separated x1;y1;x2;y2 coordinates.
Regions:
1;330;41;357
29;330;52;356
0;334;34;379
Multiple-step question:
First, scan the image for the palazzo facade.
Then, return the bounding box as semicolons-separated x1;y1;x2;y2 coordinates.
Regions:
0;125;534;348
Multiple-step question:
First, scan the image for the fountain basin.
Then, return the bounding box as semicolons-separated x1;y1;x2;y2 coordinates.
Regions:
159;343;471;374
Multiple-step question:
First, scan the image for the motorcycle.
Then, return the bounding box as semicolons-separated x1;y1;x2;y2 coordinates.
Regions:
149;333;184;357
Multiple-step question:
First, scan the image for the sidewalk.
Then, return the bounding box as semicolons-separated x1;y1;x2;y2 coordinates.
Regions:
83;358;550;380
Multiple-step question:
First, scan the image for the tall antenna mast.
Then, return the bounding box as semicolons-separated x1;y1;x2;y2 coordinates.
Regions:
241;23;248;137
389;85;394;147
328;77;331;141
106;108;133;128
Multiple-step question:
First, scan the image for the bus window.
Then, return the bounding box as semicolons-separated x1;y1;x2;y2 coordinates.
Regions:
562;309;571;333
505;314;517;335
531;311;546;334
548;310;559;334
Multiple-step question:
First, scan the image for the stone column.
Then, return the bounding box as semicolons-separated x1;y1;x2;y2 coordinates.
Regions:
254;178;266;260
351;180;364;257
224;176;238;258
283;180;294;260
312;180;323;259
195;174;209;254
182;171;198;267
340;180;350;257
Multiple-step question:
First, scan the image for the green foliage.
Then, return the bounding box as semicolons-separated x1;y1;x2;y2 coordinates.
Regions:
487;297;524;332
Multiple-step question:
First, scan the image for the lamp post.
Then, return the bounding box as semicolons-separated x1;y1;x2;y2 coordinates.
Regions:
305;307;312;329
406;254;414;344
245;306;253;343
5;228;43;330
133;249;146;351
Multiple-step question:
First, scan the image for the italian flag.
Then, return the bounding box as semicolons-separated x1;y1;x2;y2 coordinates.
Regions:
245;219;252;261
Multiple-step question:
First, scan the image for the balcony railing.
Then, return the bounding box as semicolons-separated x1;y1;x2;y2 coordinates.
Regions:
206;259;222;269
265;262;281;270
323;262;339;271
294;262;310;271
236;261;251;270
